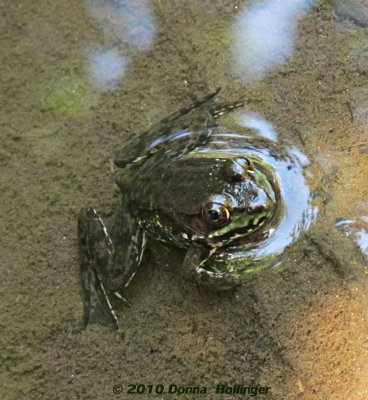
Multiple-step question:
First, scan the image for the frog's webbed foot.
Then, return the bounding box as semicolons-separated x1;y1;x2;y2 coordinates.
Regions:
79;259;119;328
78;207;145;329
114;89;245;168
181;243;241;290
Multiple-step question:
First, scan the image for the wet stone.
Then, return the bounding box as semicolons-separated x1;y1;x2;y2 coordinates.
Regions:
347;43;368;75
333;0;368;27
348;86;368;123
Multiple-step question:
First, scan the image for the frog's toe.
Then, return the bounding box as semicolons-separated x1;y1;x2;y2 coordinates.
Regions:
78;207;119;328
81;267;119;329
113;290;132;307
182;243;241;290
185;266;241;290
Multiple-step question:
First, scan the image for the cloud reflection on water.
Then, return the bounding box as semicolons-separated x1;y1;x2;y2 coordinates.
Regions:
85;0;156;50
336;217;368;258
232;0;316;82
236;112;278;141
85;0;156;90
87;48;128;91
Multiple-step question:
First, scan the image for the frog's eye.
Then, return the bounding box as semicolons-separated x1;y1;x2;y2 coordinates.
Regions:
240;157;255;173
243;157;251;166
224;157;255;182
203;203;230;225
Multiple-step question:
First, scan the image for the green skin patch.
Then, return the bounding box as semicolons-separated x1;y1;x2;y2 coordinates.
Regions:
208;210;271;239
253;168;276;203
206;167;277;241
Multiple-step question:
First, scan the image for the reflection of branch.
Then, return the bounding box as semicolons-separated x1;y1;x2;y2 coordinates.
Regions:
292;129;305;146
337;141;368;151
305;230;365;280
345;100;354;123
306;233;346;278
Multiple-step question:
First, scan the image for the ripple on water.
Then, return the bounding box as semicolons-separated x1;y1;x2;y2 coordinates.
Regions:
189;131;317;275
336;217;368;262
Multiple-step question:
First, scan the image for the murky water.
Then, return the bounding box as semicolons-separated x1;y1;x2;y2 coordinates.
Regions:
1;1;368;399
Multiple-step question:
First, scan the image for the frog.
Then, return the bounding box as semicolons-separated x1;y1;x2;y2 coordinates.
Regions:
78;88;315;328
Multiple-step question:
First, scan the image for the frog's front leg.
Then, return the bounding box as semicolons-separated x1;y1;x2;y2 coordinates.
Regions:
181;243;241;290
78;207;145;329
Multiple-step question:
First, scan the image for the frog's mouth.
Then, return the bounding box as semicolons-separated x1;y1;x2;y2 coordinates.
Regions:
191;210;273;247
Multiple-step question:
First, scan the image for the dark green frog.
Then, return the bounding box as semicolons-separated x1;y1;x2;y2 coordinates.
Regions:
78;89;315;328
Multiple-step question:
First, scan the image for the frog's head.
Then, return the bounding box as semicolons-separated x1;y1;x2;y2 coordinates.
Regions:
166;156;280;248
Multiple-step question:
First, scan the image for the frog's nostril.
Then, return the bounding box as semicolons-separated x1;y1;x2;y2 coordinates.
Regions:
247;204;266;214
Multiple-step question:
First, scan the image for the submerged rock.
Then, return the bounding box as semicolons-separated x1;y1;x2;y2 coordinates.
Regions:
348;86;368;124
333;0;368;27
348;43;368;75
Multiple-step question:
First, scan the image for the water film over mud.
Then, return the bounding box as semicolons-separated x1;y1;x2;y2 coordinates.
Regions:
1;1;367;399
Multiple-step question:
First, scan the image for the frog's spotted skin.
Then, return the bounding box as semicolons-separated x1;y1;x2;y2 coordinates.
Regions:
78;90;314;328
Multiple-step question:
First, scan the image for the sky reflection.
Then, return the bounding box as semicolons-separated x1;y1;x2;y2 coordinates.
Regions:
85;0;156;51
232;0;316;82
85;0;156;91
336;217;368;258
236;112;278;141
87;48;128;91
356;228;368;255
